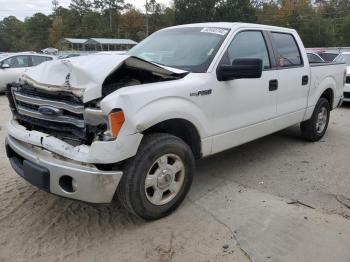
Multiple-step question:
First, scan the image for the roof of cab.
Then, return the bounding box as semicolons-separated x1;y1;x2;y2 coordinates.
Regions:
165;22;297;33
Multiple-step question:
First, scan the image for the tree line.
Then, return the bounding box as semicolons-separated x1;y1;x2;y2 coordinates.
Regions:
1;0;350;52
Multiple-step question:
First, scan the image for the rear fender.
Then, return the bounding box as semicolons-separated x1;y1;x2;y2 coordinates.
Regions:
304;76;336;120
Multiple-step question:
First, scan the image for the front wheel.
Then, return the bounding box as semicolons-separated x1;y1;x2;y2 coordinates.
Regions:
300;97;330;142
117;133;195;220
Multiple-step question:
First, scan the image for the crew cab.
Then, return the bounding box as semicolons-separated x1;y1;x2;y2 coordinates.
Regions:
5;23;346;220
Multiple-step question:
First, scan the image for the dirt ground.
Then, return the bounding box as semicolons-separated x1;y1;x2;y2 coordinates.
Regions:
1;95;350;262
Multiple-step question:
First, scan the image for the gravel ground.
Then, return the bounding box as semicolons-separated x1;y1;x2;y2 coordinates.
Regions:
0;95;350;262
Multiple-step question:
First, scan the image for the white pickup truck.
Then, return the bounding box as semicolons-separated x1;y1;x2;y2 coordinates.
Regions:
5;23;345;220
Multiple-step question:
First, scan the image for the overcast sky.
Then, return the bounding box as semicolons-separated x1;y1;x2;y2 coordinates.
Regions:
0;0;171;20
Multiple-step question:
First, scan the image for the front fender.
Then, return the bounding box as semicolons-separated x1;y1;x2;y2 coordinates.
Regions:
132;96;209;138
100;91;209;138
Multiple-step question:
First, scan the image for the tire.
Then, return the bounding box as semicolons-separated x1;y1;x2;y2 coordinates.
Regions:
300;98;330;142
117;133;195;220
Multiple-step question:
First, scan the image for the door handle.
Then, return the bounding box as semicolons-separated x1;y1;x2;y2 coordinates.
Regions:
269;79;278;91
302;75;309;85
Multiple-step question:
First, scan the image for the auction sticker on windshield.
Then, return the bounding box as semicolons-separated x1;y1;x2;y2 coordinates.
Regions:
200;28;229;35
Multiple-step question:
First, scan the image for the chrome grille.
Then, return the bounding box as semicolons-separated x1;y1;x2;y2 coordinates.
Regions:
7;84;89;146
12;87;84;128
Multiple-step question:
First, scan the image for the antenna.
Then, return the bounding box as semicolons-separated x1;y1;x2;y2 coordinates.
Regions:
145;0;149;36
52;0;59;12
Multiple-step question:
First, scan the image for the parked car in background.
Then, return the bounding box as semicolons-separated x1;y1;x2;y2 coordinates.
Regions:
319;51;340;62
58;54;81;59
307;52;325;63
334;52;350;102
97;51;127;55
0;53;56;93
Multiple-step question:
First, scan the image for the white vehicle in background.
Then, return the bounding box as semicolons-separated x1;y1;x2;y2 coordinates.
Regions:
334;52;350;102
319;51;340;62
0;53;55;93
307;52;325;63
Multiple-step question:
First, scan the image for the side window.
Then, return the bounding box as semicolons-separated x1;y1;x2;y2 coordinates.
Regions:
31;56;51;66
3;56;29;68
226;31;271;69
271;33;302;67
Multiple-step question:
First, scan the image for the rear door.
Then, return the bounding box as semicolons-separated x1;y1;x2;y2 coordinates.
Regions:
269;32;310;119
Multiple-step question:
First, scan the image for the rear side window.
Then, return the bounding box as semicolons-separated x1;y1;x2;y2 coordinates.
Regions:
31;56;52;66
226;31;271;69
271;33;302;67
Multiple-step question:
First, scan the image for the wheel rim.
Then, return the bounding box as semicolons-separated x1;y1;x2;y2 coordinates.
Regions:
145;154;185;206
316;106;328;134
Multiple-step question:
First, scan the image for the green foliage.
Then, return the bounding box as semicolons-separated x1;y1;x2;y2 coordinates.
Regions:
257;0;350;47
24;13;52;50
0;16;26;51
174;0;216;24
69;0;93;15
2;0;350;52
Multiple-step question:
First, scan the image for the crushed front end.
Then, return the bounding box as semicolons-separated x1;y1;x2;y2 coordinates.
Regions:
5;82;141;203
4;54;187;203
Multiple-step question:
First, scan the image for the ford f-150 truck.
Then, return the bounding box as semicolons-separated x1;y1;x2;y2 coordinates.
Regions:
5;23;346;220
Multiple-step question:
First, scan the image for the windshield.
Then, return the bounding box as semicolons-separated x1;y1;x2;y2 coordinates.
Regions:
335;54;350;66
128;27;230;73
0;54;10;61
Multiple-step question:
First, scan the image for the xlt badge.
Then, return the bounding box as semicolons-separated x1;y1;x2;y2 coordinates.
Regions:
190;89;212;97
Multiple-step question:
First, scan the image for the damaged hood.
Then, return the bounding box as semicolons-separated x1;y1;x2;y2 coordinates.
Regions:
21;54;188;102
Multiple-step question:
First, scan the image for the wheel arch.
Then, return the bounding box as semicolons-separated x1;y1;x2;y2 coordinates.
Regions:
142;118;202;159
320;88;334;109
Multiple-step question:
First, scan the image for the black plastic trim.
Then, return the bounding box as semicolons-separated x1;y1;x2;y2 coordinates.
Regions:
269;79;278;91
6;141;50;192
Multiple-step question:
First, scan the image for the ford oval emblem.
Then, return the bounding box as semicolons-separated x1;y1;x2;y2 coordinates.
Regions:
38;106;62;116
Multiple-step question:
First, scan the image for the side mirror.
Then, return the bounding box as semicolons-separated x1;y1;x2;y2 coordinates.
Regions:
217;58;263;81
1;63;10;69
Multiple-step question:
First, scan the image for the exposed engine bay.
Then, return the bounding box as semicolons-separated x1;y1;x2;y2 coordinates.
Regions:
102;58;188;97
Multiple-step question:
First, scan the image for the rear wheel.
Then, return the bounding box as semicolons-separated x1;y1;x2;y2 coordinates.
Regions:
117;133;195;220
300;98;330;142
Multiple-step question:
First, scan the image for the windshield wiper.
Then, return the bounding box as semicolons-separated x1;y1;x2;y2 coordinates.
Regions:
149;60;167;66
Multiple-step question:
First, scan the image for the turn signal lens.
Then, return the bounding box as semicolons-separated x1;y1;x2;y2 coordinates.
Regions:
109;111;125;138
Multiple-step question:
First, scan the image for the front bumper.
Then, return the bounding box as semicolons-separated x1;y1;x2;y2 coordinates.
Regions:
7;119;143;164
6;136;123;203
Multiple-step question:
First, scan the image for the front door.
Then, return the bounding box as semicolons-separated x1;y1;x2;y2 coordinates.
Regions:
210;30;278;153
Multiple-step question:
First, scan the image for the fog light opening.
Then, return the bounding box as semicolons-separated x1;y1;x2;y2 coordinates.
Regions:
59;175;77;193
